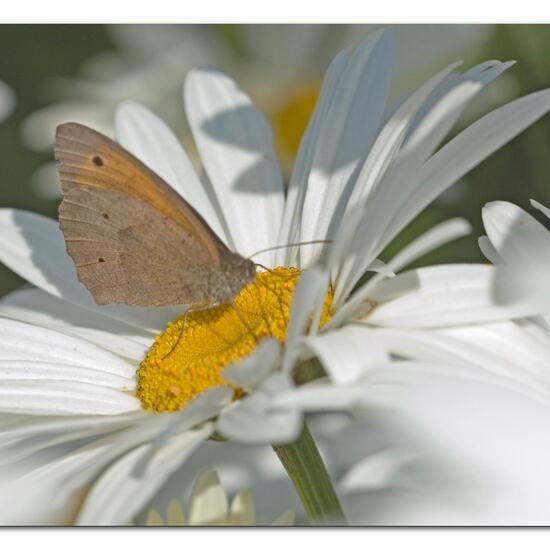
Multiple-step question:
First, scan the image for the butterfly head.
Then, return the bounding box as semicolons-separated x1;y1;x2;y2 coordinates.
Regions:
209;254;257;305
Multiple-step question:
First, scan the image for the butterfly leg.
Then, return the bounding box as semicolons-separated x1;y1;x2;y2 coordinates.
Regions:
161;307;190;359
229;299;259;343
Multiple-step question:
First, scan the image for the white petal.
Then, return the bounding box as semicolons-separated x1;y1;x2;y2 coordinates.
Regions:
334;61;514;304
339;448;415;492
0;209;184;333
387;89;550;253
0;360;134;390
0;379;140;415
10;416;169;524
482;201;550;310
273;360;503;412
115;101;227;243
482;201;550;261
185;67;284;265
401;60;514;165
0;288;151;361
366;264;541;328
346;61;461;214
333;66;490;300
282;267;327;372
272;380;372;412
477;235;501;265
188;469;229;525
531;199;550;221
0;413;142;467
217;373;301;444
133;386;232;476
223;338;281;390
76;424;212;525
276;46;350;266
299;30;395;266
304;325;388;385
331;218;471;323
372;323;550;398
335;70;549;304
0;317;135;378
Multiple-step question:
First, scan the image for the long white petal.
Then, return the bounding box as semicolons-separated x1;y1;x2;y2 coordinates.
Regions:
531;199;550;221
185;68;284;265
331;218;471;325
386;89;550;255
372;323;550;397
282;267;327;373
0;380;140;415
345;61;462;213
0;288;151;361
0;209;184;332
0;360;134;390
336;63;503;294
76;424;212;526
8;416;169;524
134;386;232;476
0;317;135;378
365;264;541;328
115;101;227;243
0;413;143;467
299;30;395;267
276;46;350;266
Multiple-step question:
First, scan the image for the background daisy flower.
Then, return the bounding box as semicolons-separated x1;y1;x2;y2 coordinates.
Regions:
21;24;494;198
141;469;295;526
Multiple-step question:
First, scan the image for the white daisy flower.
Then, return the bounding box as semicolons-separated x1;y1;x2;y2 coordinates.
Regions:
479;199;550;314
140;469;294;526
1;29;550;525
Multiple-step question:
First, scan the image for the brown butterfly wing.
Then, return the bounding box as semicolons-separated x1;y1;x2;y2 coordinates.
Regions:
55;122;253;307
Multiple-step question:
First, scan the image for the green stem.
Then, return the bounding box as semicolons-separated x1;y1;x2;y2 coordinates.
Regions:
272;422;347;525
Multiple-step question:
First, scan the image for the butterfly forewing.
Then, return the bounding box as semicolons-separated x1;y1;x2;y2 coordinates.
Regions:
55;122;254;307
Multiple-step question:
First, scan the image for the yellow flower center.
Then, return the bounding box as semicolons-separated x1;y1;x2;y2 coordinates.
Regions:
137;267;333;413
271;81;320;168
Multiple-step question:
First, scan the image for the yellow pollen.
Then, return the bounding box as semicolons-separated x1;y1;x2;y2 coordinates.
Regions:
137;267;333;413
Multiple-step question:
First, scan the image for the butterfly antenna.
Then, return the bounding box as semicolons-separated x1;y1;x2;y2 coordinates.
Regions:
247;239;333;260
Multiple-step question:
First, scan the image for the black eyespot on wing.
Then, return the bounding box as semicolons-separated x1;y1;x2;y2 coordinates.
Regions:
98;258;105;263
92;155;104;166
102;212;109;220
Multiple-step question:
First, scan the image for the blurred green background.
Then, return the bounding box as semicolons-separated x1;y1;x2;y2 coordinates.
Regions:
1;24;550;298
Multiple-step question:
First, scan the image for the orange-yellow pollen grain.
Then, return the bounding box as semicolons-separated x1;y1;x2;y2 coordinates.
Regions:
137;267;333;413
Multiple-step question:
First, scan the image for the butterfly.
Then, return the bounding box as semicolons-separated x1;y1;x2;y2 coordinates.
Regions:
55;123;257;309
